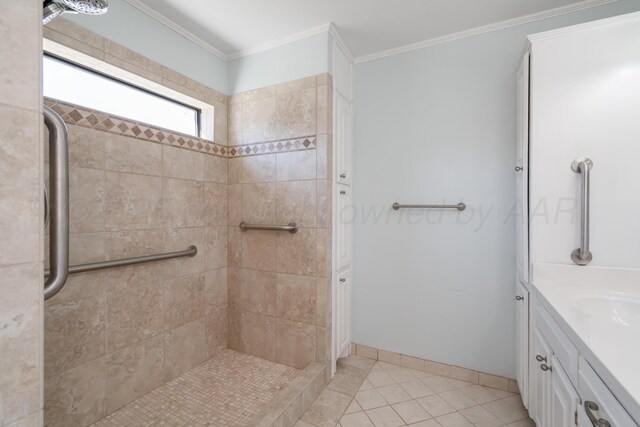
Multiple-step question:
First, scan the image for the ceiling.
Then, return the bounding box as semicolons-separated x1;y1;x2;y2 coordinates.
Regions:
131;0;605;59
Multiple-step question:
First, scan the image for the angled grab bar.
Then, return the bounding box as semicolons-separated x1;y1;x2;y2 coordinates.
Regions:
43;106;70;300
44;246;197;278
571;157;593;266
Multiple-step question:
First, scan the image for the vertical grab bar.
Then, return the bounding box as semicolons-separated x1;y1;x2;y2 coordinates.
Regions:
43;106;70;300
571;157;593;266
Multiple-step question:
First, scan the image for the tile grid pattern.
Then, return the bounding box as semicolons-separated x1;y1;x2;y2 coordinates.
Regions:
298;356;535;427
0;1;44;426
227;75;333;373
44;97;318;159
90;349;300;427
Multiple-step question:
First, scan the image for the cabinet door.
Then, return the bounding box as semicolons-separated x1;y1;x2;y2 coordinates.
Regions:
336;183;352;271
531;326;553;427
516;51;529;285
550;355;580;427
336;269;352;358
515;282;529;408
335;92;352;186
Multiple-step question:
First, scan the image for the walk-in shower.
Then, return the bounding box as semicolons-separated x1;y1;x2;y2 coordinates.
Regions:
43;0;108;25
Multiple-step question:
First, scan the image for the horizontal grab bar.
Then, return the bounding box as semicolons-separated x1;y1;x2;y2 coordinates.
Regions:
45;245;197;277
392;202;466;211
239;221;298;233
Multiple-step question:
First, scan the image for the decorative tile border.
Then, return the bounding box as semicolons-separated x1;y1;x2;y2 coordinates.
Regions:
352;343;520;394
44;97;316;159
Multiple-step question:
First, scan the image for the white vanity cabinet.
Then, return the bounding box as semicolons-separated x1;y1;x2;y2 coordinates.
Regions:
515;281;529;407
529;291;638;426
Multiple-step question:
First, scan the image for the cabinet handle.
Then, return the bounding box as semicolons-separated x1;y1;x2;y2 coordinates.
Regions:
340;190;347;195
540;364;552;372
584;401;611;427
515;166;523;171
340;173;347;179
536;355;547;362
515;295;524;301
339;278;346;283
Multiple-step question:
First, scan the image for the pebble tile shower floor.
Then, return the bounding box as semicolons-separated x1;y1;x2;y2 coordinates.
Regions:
91;350;299;426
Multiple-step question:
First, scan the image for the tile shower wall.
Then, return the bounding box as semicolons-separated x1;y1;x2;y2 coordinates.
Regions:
43;126;229;427
41;21;229;427
0;1;44;426
227;75;333;371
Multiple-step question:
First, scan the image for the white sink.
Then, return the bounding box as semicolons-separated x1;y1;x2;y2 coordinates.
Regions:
576;296;640;327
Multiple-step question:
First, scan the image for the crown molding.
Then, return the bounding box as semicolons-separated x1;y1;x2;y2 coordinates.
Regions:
124;0;228;60
354;0;620;64
328;23;354;63
227;23;332;60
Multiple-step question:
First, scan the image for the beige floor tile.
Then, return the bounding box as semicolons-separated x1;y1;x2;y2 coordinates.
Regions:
416;395;456;417
359;379;374;391
373;361;402;371
487;388;514;399
459;385;501;404
377;385;413;404
366;406;405;427
506;418;535;426
444;378;473;389
435;412;474;427
421;377;457;393
400;380;436;399
328;364;370;397
368;371;397;388
482;397;528;424
437;390;477;410
392;401;432;424
459;405;503;427
345;399;364;415
409;420;441;427
295;421;316;427
301;389;353;427
356;389;388;410
386;368;420;383
340;412;376;427
340;355;377;371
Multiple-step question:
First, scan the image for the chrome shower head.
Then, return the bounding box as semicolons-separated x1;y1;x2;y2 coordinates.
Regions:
43;1;66;25
59;0;108;15
42;0;108;25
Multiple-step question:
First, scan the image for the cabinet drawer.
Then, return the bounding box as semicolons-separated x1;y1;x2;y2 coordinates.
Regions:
578;357;637;427
534;300;578;383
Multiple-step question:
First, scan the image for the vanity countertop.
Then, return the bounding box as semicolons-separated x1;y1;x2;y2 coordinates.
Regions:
532;263;640;422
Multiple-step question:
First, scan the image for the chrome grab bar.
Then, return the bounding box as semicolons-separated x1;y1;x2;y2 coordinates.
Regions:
45;246;197;278
239;221;298;234
43;106;70;300
392;202;466;211
571;157;593;266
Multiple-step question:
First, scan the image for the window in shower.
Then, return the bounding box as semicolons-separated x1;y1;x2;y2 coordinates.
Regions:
43;54;201;137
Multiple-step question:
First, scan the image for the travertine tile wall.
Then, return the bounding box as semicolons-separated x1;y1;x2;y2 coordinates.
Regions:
40;19;230;427
42;124;229;427
227;75;334;371
0;1;44;426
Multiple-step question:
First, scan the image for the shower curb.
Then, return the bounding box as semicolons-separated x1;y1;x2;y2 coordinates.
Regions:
249;362;328;427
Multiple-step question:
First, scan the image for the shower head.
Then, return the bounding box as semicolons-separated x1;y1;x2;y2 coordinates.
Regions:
43;1;66;25
42;0;108;25
59;0;108;15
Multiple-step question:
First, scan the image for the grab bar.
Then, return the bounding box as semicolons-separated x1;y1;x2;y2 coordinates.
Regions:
43;106;70;300
239;221;298;233
392;202;466;211
45;245;197;277
571;157;593;266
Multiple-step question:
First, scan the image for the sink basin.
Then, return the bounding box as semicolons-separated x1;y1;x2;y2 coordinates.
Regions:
576;296;640;327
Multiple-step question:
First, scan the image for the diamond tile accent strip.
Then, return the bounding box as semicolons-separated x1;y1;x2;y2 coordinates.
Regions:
44;98;317;159
90;350;299;427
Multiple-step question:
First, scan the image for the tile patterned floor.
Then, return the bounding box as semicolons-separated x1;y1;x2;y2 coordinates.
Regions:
298;356;535;427
91;350;300;427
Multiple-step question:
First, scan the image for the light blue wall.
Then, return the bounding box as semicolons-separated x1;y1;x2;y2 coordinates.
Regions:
227;32;329;94
66;0;228;94
352;0;640;378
